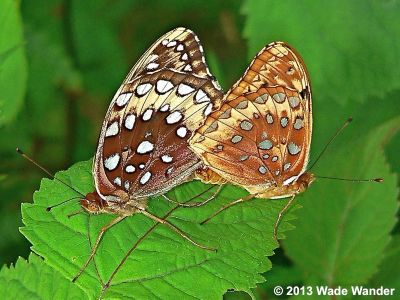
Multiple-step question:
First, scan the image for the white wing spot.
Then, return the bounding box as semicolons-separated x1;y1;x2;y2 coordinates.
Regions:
139;163;145;169
142;108;154;121
161;39;169;45
176;126;188;138
284;163;291;171
176;44;184;51
272;156;278;162
167;40;177;47
161;154;173;163
104;153;120;171
181;53;188;61
258;140;273;150
105;121;119;137
184;65;192;72
259;166;267;174
114;177;121;186
136;83;152;96
177;83;195;96
146;62;159;70
195;89;210;103
166;167;174;175
240;155;249;161
280;117;289;128
273;92;286;103
137;140;154;154
166;111;183;124
266;113;274;124
140;171;152;185
125;165;136;173
294;117;304;130
156;80;174;94
289;96;300;108
116;92;133;107
124;114;136;130
160;104;170;112
204;103;213;116
240;120;253;131
288;142;301;155
231;135;243;144
124;180;130;191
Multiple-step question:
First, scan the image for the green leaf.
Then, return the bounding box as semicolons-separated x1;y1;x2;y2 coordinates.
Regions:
0;0;27;126
0;253;86;299
21;160;296;299
369;234;400;293
243;0;400;105
283;116;399;286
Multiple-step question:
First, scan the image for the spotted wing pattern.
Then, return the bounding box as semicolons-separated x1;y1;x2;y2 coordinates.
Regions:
190;42;311;194
94;28;223;201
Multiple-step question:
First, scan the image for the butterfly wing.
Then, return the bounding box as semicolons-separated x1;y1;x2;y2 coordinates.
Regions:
94;28;223;201
190;42;311;193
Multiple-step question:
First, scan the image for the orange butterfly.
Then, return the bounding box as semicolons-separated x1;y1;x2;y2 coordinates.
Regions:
189;42;314;235
190;42;382;237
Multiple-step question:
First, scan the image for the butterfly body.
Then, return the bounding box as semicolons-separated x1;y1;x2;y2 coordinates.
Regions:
80;191;147;216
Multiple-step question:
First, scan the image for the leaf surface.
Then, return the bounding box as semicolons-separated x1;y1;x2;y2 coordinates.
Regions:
21;160;296;299
0;254;86;300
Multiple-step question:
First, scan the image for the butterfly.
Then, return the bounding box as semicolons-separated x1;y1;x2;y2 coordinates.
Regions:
72;27;224;282
189;42;314;233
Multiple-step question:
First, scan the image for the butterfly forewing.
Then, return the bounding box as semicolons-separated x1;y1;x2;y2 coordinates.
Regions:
190;42;311;193
94;28;223;200
125;27;219;83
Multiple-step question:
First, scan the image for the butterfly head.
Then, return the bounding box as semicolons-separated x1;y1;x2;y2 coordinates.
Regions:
80;191;107;214
295;172;315;193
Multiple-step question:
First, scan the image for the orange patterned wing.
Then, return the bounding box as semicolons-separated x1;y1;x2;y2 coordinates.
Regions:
190;42;312;195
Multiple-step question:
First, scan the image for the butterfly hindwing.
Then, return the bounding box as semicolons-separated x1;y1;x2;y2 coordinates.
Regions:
94;28;223;200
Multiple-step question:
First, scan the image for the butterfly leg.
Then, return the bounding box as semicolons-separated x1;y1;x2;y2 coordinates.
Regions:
139;209;216;251
162;184;223;208
200;193;256;225
273;194;296;241
72;215;126;282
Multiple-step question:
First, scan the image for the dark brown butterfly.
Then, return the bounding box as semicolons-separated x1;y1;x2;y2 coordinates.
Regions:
72;27;223;281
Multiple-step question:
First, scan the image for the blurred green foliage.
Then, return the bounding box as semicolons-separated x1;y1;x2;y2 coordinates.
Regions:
0;0;399;299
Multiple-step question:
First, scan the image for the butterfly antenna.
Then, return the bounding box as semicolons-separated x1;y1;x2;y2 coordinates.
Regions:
16;148;86;210
46;196;83;211
307;117;353;171
314;175;383;183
